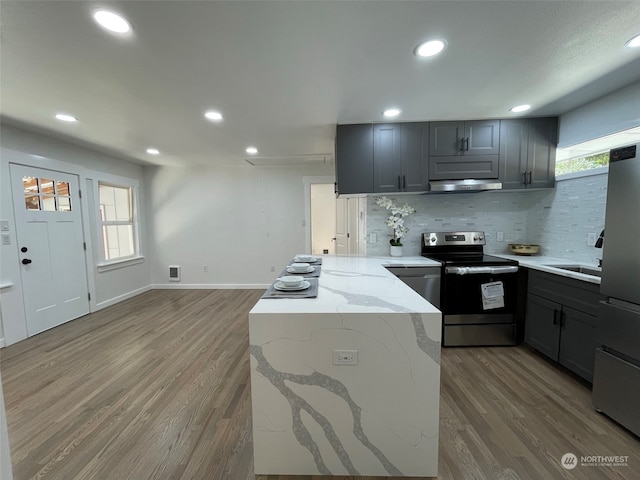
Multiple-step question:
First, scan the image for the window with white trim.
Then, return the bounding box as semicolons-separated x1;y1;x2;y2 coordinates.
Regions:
98;183;138;261
555;151;609;176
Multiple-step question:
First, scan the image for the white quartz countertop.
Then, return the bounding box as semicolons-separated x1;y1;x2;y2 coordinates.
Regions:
492;254;601;285
251;255;441;315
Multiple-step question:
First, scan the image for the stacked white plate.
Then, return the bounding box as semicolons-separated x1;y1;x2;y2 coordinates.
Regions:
287;262;314;274
273;276;310;291
294;255;319;263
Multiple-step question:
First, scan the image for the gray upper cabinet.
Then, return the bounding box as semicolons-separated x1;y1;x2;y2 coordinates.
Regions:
499;117;557;189
373;122;428;193
335;124;374;195
429;120;500;179
429;120;500;156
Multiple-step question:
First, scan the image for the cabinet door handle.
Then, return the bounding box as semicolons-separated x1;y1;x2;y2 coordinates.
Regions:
460;138;465;152
528;171;532;185
552;309;559;325
522;172;527;185
560;310;566;328
397;175;401;189
465;137;469;151
403;175;406;189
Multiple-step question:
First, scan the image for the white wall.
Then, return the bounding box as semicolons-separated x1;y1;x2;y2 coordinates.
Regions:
0;125;151;346
558;81;640;148
146;162;334;287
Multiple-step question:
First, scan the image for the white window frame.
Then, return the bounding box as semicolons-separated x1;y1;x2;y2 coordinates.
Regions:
93;174;144;272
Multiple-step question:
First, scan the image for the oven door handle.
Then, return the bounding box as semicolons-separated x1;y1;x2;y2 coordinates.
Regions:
445;266;519;275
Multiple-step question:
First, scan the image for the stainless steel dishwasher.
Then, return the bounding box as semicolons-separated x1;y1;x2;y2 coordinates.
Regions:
386;266;441;308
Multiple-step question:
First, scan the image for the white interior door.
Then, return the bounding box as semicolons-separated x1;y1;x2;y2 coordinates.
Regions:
10;164;90;336
310;184;337;255
335;197;349;254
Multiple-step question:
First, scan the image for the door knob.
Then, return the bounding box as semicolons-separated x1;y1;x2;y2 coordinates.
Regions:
21;246;28;253
22;258;32;265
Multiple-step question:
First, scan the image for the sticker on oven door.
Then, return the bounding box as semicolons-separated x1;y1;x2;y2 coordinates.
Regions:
481;281;505;310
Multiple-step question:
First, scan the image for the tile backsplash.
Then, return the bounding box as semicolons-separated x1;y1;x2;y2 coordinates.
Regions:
365;172;608;265
527;172;607;264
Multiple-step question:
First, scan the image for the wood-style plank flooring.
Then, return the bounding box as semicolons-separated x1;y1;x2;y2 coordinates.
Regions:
1;290;639;480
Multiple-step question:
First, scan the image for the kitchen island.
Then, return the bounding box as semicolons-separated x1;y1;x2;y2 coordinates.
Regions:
248;255;442;477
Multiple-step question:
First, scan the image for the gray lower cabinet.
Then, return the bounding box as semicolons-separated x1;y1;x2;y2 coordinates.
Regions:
499;117;557;189
335;124;373;195
524;270;604;382
429;120;500;180
373;122;429;193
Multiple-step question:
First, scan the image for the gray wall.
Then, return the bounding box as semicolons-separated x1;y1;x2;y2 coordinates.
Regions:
558;81;640;148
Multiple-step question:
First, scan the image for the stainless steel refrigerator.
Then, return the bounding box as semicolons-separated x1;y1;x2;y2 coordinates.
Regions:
592;143;640;437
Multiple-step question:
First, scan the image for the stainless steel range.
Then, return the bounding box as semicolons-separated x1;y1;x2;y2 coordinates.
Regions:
421;231;520;347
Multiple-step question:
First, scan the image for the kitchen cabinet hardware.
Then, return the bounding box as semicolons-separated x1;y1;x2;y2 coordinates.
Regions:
22;258;32;265
552;308;559;325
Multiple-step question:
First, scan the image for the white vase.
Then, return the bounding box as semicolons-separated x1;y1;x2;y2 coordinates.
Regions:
390;245;403;257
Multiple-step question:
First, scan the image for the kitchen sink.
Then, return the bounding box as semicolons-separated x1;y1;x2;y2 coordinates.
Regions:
548;265;602;277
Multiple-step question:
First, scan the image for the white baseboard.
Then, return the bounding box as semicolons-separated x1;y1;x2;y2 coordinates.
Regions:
94;284;153;311
151;283;269;290
0;338;5;348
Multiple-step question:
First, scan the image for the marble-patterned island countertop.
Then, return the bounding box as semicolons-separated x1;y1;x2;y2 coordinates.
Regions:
248;255;442;477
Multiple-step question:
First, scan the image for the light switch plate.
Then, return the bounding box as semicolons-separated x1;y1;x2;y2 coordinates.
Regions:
1;233;11;245
0;220;9;232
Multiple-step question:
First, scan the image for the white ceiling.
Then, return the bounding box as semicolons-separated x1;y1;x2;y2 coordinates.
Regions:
1;1;640;167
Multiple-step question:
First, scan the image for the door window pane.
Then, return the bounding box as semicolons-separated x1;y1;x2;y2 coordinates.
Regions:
58;197;71;211
57;181;70;196
23;176;38;193
25;195;40;210
41;178;55;195
42;195;56;211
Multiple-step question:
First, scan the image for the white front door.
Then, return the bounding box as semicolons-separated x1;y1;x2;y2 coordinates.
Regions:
10;164;90;336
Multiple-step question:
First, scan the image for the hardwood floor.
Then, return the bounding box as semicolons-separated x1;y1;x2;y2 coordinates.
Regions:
1;290;638;480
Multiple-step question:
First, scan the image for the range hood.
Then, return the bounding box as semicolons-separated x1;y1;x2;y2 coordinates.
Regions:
429;179;502;192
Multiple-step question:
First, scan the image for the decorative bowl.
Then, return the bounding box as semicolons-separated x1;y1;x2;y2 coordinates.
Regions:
508;244;540;256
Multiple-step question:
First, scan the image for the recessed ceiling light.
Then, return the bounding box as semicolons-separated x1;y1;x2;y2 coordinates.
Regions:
55;113;78;122
146;148;160;155
414;40;446;58
93;10;131;34
626;33;640;48
510;104;531;113
205;111;223;121
383;108;401;118
246;147;258;155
